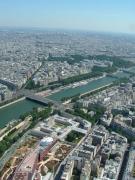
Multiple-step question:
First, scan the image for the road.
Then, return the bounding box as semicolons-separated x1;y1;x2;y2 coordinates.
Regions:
54;127;93;180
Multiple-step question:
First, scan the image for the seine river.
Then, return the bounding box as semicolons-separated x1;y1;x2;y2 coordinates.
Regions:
0;70;133;128
0;99;44;128
48;76;116;101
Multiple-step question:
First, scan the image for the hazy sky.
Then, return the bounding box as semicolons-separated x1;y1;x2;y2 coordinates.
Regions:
0;0;135;34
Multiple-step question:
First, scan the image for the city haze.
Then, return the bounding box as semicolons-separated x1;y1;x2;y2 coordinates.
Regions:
0;0;135;34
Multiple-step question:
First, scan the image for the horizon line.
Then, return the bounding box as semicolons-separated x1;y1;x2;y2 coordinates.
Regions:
0;25;135;37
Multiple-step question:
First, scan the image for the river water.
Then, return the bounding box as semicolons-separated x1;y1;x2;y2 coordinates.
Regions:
48;76;116;101
0;70;132;128
0;99;43;128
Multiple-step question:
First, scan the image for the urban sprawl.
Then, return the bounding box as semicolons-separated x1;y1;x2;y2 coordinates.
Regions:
0;30;135;180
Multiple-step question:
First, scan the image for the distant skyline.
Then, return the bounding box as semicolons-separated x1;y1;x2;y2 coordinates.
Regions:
0;0;135;34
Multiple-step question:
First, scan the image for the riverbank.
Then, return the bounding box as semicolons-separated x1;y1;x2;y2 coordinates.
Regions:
80;83;113;97
0;99;44;128
0;97;25;110
38;75;106;98
47;76;116;102
0;68;134;128
62;83;113;103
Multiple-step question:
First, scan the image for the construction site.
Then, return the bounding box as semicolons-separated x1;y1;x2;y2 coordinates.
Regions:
0;136;38;179
0;135;73;179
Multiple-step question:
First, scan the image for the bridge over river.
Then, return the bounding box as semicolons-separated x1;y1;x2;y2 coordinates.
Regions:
26;94;64;110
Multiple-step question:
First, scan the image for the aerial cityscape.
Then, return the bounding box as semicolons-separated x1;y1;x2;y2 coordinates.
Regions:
0;0;135;180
